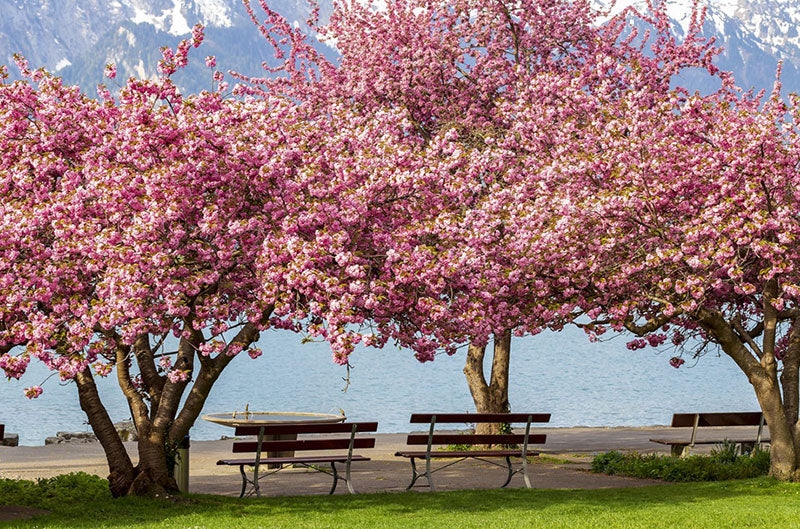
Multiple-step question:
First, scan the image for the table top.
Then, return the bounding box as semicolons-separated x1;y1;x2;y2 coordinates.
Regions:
202;411;346;427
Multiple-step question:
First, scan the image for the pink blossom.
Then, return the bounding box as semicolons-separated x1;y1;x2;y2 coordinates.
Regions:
191;24;204;48
669;357;685;369
24;386;43;399
94;363;113;377
167;369;190;383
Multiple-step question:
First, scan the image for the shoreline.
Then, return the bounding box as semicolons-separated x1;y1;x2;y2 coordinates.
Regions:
5;423;679;449
0;424;767;496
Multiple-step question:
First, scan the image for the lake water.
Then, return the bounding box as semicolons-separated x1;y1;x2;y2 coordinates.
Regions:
0;327;760;445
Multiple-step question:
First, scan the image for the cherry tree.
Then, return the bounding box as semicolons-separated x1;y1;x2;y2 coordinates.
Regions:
0;29;335;495
513;59;800;479
241;0;726;432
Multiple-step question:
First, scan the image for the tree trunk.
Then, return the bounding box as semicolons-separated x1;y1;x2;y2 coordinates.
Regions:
74;368;136;497
72;313;266;496
128;431;178;496
750;373;799;480
698;306;800;480
780;322;800;443
463;330;512;436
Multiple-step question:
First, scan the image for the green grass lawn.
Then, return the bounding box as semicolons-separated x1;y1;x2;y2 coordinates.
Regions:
3;476;800;529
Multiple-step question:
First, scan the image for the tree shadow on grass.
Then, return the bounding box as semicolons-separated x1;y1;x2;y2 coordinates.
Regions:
3;478;793;529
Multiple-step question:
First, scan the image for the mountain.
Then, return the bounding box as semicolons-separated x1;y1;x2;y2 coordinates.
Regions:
597;0;800;94
0;0;795;95
0;0;335;93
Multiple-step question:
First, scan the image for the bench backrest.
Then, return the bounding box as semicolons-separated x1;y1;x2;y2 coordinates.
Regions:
0;424;4;441
670;412;763;428
232;422;377;454
409;413;550;424
405;413;549;450
670;412;765;447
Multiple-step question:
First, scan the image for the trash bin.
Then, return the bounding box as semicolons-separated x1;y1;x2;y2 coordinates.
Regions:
175;435;190;493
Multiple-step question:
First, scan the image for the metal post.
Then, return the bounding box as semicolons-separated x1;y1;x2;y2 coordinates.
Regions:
345;424;357;494
521;415;532;488
253;427;264;497
685;413;700;457
175;435;190;494
426;416;436;492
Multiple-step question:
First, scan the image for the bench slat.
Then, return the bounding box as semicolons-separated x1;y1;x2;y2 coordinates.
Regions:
409;413;551;424
232;437;376;453
234;422;378;436
650;438;765;446
217;455;371;466
670;412;763;427
405;434;546;446
395;450;540;458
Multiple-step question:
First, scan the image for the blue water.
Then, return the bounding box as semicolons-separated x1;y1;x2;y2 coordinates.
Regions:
0;327;759;445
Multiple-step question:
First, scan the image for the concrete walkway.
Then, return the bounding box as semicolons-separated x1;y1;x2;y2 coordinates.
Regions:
0;425;760;496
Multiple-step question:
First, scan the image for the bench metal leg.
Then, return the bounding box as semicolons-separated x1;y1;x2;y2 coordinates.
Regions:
406;457;436;492
345;456;355;494
426;455;436;492
239;465;248;498
671;445;690;457
499;456;531;489
252;467;261;497
406;457;420;491
330;462;339;494
328;461;356;494
502;456;514;488
522;454;532;488
236;464;265;498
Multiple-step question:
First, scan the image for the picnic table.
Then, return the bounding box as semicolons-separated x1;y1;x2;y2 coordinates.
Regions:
203;411;346;428
204;411;346;466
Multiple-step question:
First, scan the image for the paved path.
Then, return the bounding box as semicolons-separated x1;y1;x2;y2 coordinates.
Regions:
0;425;762;496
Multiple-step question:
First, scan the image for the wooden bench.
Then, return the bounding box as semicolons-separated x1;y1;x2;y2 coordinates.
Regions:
216;421;377;497
650;412;767;457
395;413;550;491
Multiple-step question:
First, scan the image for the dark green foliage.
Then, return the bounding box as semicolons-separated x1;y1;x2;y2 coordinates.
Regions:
591;447;771;482
710;440;740;463
0;473;110;509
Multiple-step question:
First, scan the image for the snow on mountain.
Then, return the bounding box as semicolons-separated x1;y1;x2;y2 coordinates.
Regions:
127;0;233;35
0;0;796;94
594;0;798;93
0;0;332;92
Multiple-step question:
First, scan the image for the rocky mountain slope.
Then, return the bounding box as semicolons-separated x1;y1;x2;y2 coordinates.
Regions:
0;0;332;93
0;0;795;94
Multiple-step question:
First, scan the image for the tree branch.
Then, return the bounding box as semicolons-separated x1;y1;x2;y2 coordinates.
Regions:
731;315;763;359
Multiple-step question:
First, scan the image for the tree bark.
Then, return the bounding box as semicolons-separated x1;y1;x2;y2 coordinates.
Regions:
129;431;178;496
780;321;800;436
74;368;135;497
751;373;799;479
463;330;512;436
